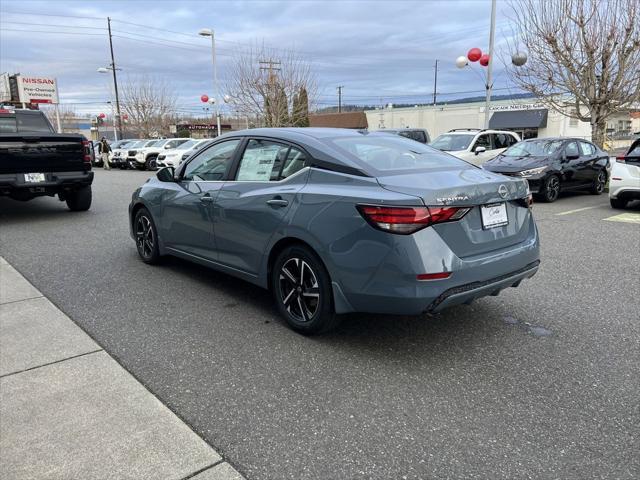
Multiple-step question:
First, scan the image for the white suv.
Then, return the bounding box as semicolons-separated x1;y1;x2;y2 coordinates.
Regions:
609;138;640;209
128;138;189;171
156;138;213;169
430;129;521;166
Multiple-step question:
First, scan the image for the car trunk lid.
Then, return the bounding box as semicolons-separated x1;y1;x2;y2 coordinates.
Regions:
377;167;533;257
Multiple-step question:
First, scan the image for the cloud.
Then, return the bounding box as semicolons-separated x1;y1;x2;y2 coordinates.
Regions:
0;0;521;115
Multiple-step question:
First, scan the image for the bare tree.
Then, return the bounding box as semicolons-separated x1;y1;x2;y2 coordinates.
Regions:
41;105;78;132
225;44;317;127
121;75;177;137
506;0;640;147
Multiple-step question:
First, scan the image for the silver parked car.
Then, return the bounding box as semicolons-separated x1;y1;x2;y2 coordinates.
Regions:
129;128;540;334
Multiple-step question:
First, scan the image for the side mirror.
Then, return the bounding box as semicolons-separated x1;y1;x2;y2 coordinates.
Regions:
475;146;486;155
156;166;176;182
164;144;172;149
565;153;579;160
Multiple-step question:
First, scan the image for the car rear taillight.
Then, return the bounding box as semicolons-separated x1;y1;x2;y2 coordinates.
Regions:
616;155;626;163
82;140;92;167
417;272;452;281
357;205;470;234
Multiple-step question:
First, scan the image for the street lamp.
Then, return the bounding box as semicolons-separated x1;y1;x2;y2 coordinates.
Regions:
198;28;221;136
97;65;123;140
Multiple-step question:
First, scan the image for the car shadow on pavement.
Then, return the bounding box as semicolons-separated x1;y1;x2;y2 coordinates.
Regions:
0;197;79;222
142;252;518;352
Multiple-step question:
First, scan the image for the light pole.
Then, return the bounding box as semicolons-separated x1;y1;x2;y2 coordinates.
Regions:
198;28;221;136
97;66;122;140
484;0;497;129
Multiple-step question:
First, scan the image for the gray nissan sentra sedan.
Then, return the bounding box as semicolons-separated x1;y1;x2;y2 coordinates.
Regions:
129;128;540;334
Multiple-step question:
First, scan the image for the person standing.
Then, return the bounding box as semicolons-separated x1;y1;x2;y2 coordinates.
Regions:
100;137;112;170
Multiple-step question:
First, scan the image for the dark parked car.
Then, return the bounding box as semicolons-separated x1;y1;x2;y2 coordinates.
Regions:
129;128;539;334
374;128;431;144
483;137;609;202
0;108;93;210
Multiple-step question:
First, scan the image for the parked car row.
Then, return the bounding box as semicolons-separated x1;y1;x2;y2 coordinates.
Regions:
390;127;635;206
104;138;214;171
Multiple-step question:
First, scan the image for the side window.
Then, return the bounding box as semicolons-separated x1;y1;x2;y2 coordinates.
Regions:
565;141;580;157
236;139;290;181
492;133;510;149
408;131;426;143
183;139;240;181
280;147;307;179
508;134;519;146
473;134;491;150
580;141;595;156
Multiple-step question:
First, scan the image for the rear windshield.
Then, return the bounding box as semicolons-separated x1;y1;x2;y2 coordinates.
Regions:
327;135;471;174
503;139;564;157
430;134;475;151
628;140;640;156
0;112;54;133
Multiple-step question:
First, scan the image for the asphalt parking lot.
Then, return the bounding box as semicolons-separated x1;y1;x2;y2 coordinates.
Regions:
1;169;638;480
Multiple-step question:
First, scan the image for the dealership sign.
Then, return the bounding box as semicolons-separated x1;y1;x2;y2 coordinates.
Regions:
17;75;59;104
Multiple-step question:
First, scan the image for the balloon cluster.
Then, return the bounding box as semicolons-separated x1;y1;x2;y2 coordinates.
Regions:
456;48;490;69
456;49;527;69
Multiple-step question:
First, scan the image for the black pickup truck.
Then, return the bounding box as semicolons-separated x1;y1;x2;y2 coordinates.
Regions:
0;108;94;211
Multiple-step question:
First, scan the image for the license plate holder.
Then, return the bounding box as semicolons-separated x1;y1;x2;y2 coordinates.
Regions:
481;202;508;229
24;173;46;183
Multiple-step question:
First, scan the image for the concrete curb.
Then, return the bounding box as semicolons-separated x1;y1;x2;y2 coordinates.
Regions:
0;256;245;480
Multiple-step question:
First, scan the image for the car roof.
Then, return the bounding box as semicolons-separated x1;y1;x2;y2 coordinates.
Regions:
520;137;590;143
216;127;379;175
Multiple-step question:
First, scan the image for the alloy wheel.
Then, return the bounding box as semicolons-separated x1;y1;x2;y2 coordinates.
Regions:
546;176;560;201
135;215;154;258
278;258;320;323
595;171;606;193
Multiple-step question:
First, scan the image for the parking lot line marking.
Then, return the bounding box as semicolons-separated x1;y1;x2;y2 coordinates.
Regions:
603;213;640;224
555;205;603;216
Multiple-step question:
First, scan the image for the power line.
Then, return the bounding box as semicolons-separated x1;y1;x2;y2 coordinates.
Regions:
0;10;104;20
0;20;107;30
0;27;106;36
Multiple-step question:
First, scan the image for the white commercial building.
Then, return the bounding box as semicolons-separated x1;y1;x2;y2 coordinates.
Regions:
365;97;593;142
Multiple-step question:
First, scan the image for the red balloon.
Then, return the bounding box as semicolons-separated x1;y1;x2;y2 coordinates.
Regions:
479;54;490;66
200;94;209;103
467;48;482;62
98;113;106;118
122;114;128;120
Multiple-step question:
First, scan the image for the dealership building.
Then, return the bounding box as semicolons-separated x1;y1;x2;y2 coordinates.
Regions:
365;96;638;144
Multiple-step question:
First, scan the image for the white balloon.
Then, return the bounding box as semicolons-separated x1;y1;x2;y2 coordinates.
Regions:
512;52;528;67
456;55;469;69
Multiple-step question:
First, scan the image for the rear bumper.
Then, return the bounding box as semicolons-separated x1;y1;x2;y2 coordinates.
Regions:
0;170;93;196
427;261;539;312
332;214;540;315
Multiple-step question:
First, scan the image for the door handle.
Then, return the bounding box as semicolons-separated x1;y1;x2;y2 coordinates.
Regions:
266;198;289;208
200;195;214;203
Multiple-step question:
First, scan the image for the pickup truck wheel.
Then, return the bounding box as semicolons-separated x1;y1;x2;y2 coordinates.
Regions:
66;186;92;211
145;156;158;171
134;208;160;264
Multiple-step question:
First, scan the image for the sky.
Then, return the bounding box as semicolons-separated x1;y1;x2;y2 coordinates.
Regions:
0;0;524;117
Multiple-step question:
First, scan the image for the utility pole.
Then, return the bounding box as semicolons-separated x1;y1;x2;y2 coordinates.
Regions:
337;85;344;113
484;0;496;129
107;17;123;139
259;60;282;126
259;59;281;83
432;60;438;106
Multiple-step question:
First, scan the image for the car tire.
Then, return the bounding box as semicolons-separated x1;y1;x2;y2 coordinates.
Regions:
133;208;161;264
65;185;92;211
590;170;607;195
145;156;158;171
540;174;560;203
271;244;340;335
610;197;628;209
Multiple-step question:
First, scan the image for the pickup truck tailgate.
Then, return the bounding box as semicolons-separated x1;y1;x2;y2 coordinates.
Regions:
0;134;86;174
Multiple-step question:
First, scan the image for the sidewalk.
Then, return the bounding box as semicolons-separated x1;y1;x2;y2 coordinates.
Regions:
0;256;244;480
